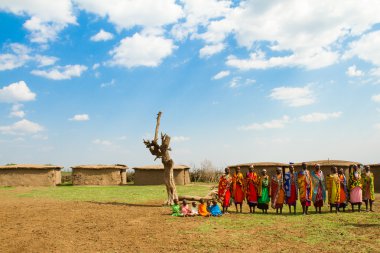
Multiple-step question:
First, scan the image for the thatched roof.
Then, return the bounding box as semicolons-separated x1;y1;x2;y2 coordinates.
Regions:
229;162;288;168
294;160;361;167
0;164;63;170
71;164;128;170
133;164;190;170
368;163;380;167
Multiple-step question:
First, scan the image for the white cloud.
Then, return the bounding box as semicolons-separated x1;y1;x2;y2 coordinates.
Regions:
92;139;112;146
299;112;342;123
0;1;76;43
69;114;89;121
226;49;339;70
269;85;315;107
171;0;232;41
0;119;44;135
100;79;116;88
372;94;380;103
90;29;114;42
346;65;364;77
238;115;290;131
374;123;380;130
229;77;240;88
212;70;230;80
31;64;87;80
198;1;380;70
229;77;256;88
344;30;380;66
0;43;59;70
0;43;31;71
92;63;100;70
199;43;225;58
9;104;25;118
0;0;75;23
0;81;36;103
109;33;176;68
23;17;67;43
172;136;190;142
34;55;58;67
76;0;183;30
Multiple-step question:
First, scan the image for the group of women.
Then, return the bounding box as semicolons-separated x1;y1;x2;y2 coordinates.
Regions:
218;163;375;215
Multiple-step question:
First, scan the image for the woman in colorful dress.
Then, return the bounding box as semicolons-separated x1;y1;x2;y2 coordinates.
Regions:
327;167;340;213
232;167;245;213
284;165;298;214
257;169;270;214
311;164;326;214
348;164;362;212
245;165;259;213
362;165;375;212
218;167;232;213
270;167;285;214
298;162;312;215
337;168;348;212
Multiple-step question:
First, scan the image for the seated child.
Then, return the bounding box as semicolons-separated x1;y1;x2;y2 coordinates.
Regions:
171;199;183;217
209;199;223;217
191;201;199;215
198;198;210;217
181;199;194;217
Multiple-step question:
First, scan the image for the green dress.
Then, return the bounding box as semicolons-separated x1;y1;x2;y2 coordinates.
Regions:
171;204;183;217
258;177;270;209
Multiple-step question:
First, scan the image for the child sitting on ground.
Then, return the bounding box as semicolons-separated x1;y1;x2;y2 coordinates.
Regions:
198;198;210;217
191;201;199;215
209;199;223;217
171;199;183;217
181;199;194;217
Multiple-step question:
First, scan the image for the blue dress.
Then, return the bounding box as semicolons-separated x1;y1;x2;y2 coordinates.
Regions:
209;204;223;216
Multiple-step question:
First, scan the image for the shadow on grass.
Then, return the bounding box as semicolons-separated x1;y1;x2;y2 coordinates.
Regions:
86;201;162;208
345;223;380;228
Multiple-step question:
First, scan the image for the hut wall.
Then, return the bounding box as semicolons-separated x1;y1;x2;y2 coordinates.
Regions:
121;169;127;185
184;169;191;185
0;169;59;186
134;169;188;185
72;169;122;185
371;165;380;193
54;169;62;185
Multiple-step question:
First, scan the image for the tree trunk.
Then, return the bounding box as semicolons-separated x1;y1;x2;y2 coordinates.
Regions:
163;160;178;205
143;112;178;205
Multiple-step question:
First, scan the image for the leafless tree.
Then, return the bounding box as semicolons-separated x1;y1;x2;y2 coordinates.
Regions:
143;112;178;205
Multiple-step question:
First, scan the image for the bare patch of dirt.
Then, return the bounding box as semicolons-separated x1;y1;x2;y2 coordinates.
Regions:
0;194;379;253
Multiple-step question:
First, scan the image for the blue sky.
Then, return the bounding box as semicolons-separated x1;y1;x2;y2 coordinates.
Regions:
1;0;380;169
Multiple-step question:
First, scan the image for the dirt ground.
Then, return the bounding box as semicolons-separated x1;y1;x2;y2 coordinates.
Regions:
1;192;379;253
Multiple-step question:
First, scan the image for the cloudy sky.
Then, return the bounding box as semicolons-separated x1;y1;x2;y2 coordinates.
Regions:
1;0;380;169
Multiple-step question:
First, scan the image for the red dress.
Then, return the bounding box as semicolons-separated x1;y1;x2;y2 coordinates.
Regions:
218;174;232;207
246;172;258;206
232;173;245;204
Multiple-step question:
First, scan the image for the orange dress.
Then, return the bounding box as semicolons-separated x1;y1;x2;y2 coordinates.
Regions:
198;203;210;216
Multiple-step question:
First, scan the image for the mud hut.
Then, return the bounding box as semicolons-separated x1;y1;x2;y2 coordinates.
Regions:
0;164;62;186
368;164;380;193
293;160;361;178
71;164;128;186
133;165;191;185
228;162;288;176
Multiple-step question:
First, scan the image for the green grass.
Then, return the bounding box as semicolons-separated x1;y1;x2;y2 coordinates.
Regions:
1;184;213;203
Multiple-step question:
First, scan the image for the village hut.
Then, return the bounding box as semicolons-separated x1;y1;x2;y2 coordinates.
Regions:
133;165;191;185
71;164;128;186
0;164;62;186
368;164;380;193
293;160;361;178
228;162;288;176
